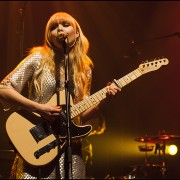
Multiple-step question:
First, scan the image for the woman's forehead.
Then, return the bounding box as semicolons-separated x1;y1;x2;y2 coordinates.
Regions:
50;14;76;26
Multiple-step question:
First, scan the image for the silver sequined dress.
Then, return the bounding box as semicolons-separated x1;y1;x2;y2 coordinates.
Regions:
0;52;92;179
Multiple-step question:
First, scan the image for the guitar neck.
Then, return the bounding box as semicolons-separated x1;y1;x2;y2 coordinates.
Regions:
70;68;142;118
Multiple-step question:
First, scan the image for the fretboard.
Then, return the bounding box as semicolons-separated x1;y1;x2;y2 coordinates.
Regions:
70;68;142;118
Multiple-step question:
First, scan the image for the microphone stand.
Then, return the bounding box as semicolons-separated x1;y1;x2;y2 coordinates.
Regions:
18;1;26;60
123;31;180;61
131;32;180;46
62;38;73;179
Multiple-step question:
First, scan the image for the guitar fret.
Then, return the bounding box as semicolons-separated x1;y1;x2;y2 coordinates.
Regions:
71;99;90;118
123;75;132;84
80;101;88;112
78;101;88;112
133;69;142;77
78;103;85;111
73;109;78;116
71;111;75;118
89;96;98;104
86;98;94;106
113;79;122;88
82;102;89;109
93;93;102;101
98;88;107;99
71;89;107;119
71;107;80;116
128;72;137;80
119;79;127;87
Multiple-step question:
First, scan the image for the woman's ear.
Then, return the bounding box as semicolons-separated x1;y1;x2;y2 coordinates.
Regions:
76;29;80;38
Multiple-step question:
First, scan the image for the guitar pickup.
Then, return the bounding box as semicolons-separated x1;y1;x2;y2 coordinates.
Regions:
30;121;53;143
34;139;63;159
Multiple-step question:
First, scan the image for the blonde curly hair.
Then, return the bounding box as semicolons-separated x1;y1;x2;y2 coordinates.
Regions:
29;12;94;101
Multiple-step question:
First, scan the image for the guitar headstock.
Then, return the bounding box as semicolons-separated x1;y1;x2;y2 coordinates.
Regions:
138;58;169;74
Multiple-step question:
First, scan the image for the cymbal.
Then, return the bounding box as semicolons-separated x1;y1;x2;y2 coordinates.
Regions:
0;150;15;160
0;149;14;153
138;145;154;152
135;135;180;144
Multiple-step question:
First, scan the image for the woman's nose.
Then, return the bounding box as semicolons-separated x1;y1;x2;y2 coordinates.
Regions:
57;24;63;31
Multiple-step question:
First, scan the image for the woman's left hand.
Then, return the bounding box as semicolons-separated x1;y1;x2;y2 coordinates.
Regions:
106;82;121;97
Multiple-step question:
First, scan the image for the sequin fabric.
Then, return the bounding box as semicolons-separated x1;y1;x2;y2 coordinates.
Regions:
10;152;85;179
0;52;57;106
0;52;92;179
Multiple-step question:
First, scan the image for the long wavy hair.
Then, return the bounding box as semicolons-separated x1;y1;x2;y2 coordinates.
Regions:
29;12;94;101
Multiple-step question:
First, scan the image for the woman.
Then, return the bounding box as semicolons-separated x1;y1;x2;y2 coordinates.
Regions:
0;12;120;179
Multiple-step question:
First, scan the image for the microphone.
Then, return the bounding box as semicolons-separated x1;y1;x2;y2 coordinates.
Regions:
57;32;68;42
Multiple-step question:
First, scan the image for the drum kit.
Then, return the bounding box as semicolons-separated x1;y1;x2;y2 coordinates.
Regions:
124;130;180;179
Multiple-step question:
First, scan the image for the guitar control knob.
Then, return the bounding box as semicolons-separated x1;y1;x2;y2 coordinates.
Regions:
34;152;40;159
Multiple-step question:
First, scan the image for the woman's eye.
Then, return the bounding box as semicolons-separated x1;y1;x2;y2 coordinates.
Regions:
62;22;70;27
51;24;58;30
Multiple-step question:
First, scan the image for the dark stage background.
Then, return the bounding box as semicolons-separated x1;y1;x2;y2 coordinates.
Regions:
0;1;180;179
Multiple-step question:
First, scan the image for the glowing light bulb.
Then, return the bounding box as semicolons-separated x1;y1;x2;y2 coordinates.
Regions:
168;145;178;155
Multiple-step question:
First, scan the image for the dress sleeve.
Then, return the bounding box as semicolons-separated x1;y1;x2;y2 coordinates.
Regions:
0;53;42;92
0;52;42;110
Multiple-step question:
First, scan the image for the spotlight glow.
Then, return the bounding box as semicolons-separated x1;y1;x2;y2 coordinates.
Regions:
168;145;178;155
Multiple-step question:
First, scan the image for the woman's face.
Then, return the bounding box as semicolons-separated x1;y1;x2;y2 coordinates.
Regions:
50;20;78;49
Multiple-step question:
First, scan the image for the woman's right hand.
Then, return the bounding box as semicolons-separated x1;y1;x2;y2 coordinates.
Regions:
36;104;62;121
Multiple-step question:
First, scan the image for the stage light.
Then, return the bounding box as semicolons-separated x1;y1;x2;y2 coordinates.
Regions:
168;144;178;155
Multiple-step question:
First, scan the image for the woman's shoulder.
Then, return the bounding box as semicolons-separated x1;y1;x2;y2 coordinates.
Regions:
24;52;43;65
17;50;44;71
29;51;43;60
24;47;45;63
28;47;44;59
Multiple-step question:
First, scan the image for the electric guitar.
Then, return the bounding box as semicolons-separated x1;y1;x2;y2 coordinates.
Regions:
6;58;169;166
